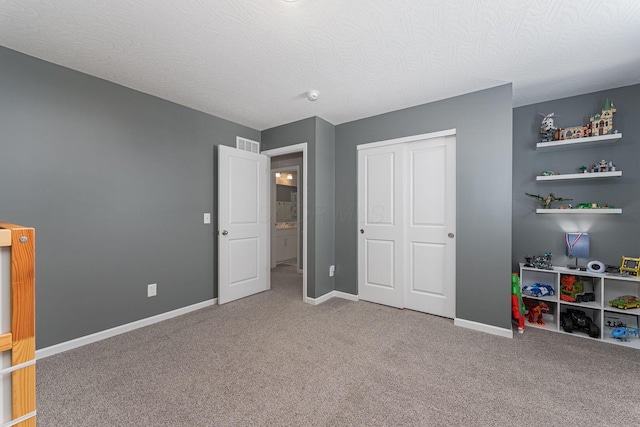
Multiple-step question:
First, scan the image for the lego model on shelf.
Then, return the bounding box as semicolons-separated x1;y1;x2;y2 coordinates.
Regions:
536;160;622;181
536;99;621;150
519;263;640;349
529;99;625;214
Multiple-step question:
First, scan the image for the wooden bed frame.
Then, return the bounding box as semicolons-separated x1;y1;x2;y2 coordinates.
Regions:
0;223;36;427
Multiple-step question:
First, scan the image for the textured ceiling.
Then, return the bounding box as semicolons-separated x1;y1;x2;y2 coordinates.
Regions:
2;0;640;130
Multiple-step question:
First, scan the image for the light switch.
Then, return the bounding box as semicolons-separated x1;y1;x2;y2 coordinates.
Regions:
204;213;211;224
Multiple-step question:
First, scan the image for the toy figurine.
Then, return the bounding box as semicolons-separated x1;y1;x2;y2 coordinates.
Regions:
511;274;525;333
526;192;572;209
539;113;557;142
525;300;550;326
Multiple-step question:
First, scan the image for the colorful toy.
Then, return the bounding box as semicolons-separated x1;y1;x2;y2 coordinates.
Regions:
590;160;617;173
524;253;553;270
541;99;617;142
511;274;525;333
526;192;572;209
619;256;640;277
608;295;640;310
611;327;639;341
559;275;595;303
525;300;550;326
522;283;555;297
560;309;600;338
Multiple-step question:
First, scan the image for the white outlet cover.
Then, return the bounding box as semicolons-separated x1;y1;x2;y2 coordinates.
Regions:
148;283;157;297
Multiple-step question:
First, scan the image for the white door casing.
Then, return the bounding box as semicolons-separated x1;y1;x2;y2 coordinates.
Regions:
357;130;456;318
218;145;270;304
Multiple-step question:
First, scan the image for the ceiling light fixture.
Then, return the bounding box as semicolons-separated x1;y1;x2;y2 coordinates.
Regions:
287;174;293;180
306;90;319;101
275;172;281;177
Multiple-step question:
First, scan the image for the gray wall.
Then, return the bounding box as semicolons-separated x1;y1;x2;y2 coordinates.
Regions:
513;84;640;273
261;117;336;298
335;84;514;329
0;46;260;348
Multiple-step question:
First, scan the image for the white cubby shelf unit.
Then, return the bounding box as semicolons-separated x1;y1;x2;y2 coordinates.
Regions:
519;263;640;349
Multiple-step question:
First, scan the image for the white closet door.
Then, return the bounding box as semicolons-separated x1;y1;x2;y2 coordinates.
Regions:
357;144;404;308
404;135;456;318
357;131;456;319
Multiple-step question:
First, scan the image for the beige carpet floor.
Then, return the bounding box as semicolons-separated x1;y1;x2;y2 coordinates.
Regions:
36;266;640;426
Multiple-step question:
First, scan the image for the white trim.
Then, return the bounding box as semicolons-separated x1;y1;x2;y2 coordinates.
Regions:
334;291;359;301
36;299;217;359
2;411;37;427
454;318;514;339
0;359;35;376
357;128;456;150
262;143;309;305
308;290;359;305
308;291;335;305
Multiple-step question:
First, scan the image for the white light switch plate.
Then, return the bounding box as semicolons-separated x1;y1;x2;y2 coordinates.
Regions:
204;213;211;224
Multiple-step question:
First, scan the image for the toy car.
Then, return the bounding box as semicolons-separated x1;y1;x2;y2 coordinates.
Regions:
522;283;555;297
560;308;600;338
608;295;640;310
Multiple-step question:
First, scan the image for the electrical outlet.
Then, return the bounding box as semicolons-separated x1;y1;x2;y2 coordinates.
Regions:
204;213;211;224
147;283;157;297
329;265;335;277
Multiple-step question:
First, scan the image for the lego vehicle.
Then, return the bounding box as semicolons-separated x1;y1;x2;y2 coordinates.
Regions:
560;275;595;303
608;295;640;310
522;283;555;297
611;327;639;341
560;309;600;338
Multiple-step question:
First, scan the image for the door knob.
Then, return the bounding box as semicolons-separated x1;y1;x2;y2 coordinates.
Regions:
221;230;229;236
360;229;364;234
448;233;454;238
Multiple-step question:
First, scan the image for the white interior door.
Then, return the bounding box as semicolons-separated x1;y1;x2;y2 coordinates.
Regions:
218;145;270;304
357;131;456;318
357;144;404;308
404;135;456;318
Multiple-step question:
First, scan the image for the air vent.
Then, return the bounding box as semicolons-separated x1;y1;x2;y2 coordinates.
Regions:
236;137;260;153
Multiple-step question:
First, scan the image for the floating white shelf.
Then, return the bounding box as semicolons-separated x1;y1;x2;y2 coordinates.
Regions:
536;171;622;181
536;208;622;214
536;133;622;151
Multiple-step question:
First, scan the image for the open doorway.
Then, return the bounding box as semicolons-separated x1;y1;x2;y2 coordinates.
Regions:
272;165;301;271
262;143;308;304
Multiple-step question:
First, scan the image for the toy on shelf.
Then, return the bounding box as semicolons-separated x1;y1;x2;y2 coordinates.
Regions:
539;113;558;142
560;309;600;338
575;202;616;209
525;300;550;326
524;253;553;270
619;256;640;277
611;327;640;341
559;275;595;303
522;283;555;297
540;170;558;176
590;160;617;173
538;99;617;142
526;192;572;209
608;295;640;310
511;274;526;333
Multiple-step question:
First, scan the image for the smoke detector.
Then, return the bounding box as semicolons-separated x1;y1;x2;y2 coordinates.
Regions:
306;90;320;101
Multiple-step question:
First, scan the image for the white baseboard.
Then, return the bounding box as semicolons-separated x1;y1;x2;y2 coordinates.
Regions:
334;291;358;301
454;317;513;339
309;291;334;305
36;299;217;359
308;290;358;305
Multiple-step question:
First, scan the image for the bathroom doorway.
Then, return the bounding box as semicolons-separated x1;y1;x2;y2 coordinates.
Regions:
262;143;308;303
